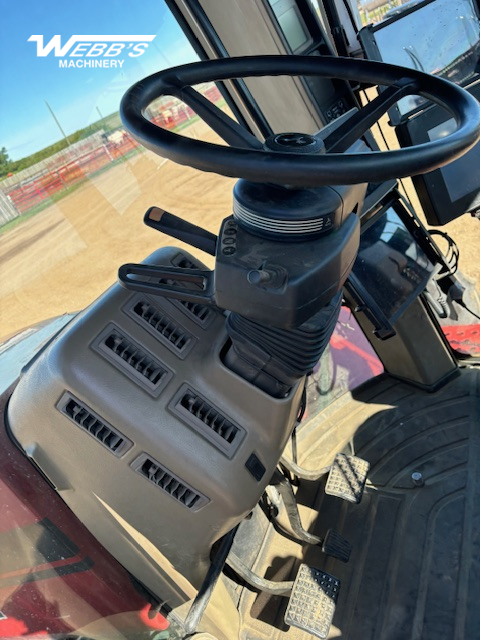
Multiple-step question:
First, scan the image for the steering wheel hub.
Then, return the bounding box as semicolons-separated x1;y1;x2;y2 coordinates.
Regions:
264;132;325;154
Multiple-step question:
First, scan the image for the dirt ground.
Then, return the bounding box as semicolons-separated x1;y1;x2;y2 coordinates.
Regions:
0;121;235;340
1;119;479;341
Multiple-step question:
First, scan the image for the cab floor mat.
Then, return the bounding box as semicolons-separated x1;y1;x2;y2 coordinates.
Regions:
308;367;480;639
238;368;480;640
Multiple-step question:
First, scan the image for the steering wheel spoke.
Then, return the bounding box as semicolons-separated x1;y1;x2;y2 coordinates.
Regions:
167;83;263;150
322;79;419;153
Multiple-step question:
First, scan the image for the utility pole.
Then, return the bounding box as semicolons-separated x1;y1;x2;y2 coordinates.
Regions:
45;100;71;146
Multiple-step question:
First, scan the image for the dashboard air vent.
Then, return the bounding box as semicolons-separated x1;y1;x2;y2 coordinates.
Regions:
177;300;215;327
170;384;245;458
133;454;208;511
92;324;172;397
57;392;131;456
167;252;216;327
125;295;194;358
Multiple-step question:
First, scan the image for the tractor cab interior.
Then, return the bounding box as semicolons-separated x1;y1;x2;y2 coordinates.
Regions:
3;1;480;639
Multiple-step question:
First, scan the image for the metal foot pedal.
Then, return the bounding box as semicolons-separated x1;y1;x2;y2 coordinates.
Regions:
325;453;369;504
322;528;351;563
285;564;340;639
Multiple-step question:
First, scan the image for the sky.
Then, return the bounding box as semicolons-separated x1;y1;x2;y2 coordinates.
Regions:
0;0;198;160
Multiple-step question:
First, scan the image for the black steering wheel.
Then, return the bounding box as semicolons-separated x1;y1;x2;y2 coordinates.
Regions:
120;55;480;187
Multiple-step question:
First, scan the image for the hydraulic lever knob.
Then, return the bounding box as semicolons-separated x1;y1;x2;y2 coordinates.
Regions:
144;206;217;256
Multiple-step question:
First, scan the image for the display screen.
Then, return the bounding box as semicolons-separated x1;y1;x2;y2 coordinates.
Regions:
361;0;480;119
428;118;480;206
352;207;435;322
396;77;480;225
278;8;310;51
268;0;311;52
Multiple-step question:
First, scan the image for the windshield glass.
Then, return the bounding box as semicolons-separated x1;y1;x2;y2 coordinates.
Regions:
370;0;480;116
0;0;238;343
374;0;480;79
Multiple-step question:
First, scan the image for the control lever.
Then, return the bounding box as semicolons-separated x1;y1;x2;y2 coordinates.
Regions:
119;206;218;302
144;206;217;256
344;272;396;340
118;263;215;304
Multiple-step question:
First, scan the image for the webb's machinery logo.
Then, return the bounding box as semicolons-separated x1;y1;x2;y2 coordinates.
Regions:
28;35;156;68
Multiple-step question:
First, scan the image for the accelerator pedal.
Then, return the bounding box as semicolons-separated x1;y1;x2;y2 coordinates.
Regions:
271;471;352;561
285;564;340;639
322;528;351;563
325;453;369;504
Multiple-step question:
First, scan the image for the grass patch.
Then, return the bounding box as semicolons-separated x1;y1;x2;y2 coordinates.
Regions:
0;180;89;235
0;207;49;235
0;105;225;236
0;146;144;236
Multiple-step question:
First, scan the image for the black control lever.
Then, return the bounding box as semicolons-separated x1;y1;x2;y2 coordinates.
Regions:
118;263;215;304
344;272;396;340
144;206;217;256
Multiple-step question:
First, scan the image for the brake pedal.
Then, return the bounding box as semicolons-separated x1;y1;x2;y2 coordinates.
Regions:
325;453;369;504
285;564;340;639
